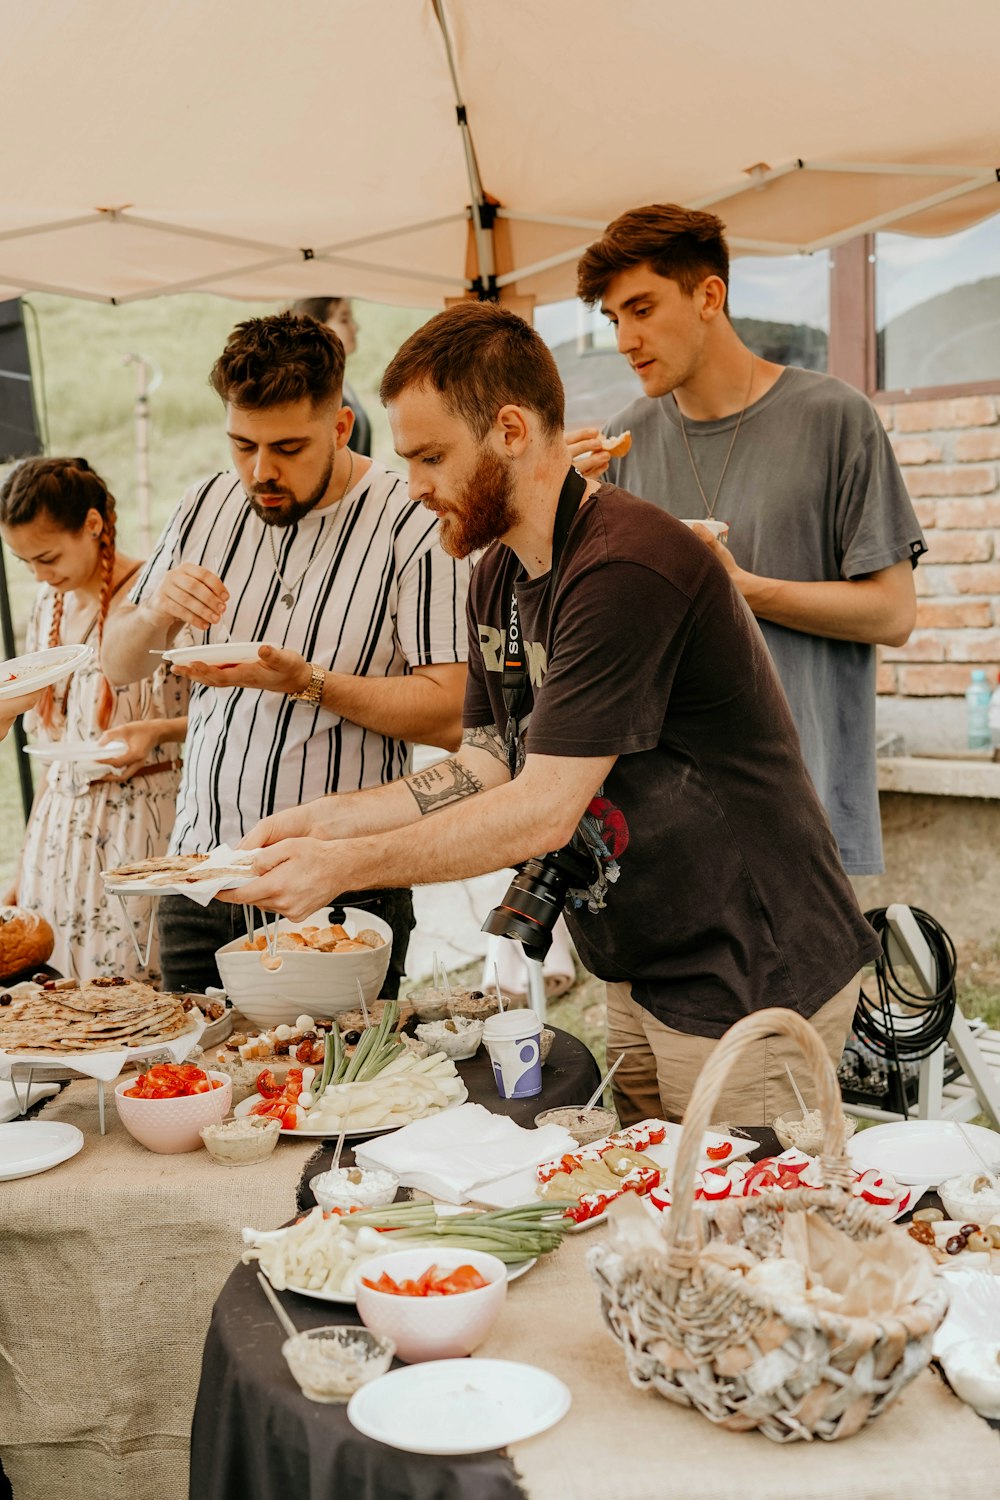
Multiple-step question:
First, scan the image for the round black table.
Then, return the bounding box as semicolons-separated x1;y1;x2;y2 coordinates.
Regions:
190;1025;600;1500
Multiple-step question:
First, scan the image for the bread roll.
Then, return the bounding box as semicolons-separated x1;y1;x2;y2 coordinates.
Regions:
0;907;55;980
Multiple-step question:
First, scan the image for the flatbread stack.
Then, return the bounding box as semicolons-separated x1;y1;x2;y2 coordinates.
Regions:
0;978;197;1054
102;852;254;888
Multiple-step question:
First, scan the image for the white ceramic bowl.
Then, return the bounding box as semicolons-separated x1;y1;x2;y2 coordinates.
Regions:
354;1247;507;1363
115;1071;232;1153
310;1166;400;1210
215;906;392;1029
938;1172;1000;1225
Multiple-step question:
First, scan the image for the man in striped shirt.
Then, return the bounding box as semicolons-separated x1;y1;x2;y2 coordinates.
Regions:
102;313;470;995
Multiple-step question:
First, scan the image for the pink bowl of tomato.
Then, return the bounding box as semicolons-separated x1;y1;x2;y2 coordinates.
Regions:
115;1065;232;1153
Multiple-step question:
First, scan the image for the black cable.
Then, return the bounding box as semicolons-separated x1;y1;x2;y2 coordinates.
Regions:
853;907;958;1073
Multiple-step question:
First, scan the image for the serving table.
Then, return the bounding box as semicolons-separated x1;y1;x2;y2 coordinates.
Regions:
190;1126;1000;1500
0;1026;599;1500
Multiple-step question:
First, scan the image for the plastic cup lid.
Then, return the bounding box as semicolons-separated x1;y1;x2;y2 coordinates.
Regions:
483;1009;541;1040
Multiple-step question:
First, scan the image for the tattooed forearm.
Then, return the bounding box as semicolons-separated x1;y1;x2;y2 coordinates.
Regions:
461;725;508;766
406;758;485;816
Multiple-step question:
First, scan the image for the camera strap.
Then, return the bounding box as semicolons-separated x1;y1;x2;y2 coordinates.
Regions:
501;466;587;777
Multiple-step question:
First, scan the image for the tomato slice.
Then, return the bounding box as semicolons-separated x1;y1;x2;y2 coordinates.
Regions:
255;1069;283;1098
706;1142;733;1161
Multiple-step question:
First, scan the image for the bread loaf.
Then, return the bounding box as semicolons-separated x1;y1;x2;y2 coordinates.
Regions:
0;907;55;980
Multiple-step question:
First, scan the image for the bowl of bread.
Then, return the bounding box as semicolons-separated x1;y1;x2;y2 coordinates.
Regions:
215;907;392;1029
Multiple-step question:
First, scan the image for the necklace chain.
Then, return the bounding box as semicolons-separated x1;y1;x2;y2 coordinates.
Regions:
267;450;355;607
676;353;756;520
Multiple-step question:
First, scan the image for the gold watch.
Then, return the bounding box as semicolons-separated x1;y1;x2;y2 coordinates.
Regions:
289;662;325;706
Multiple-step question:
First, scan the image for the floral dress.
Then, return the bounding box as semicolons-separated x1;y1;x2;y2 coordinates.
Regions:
19;587;191;982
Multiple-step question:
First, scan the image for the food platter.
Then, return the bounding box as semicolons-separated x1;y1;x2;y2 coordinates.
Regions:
24;738;126;764
154;642;275;667
233;1081;469;1138
0;644;94;701
101;849;256;896
347;1359;572;1454
276;1252;537;1306
470;1121;749;1226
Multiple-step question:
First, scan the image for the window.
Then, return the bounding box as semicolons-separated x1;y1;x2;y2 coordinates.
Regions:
729;253;829;372
875;212;1000;394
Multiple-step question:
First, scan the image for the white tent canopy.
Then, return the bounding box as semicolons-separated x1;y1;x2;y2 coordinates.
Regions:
2;0;999;308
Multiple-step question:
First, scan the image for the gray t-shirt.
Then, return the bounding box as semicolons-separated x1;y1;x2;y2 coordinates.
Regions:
607;367;926;874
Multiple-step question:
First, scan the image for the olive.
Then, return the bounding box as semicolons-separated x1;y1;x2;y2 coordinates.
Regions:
343;1030;361;1046
960;1224;981;1237
912;1207;944;1223
31;972;49;984
986;1225;1000;1249
0;993;10;1007
945;1236;966;1255
966;1231;991;1252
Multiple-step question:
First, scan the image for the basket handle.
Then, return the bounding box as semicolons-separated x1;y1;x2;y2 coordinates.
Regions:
663;1007;850;1255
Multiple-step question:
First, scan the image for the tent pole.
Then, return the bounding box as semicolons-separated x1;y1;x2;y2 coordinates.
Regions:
431;0;497;298
0;541;34;821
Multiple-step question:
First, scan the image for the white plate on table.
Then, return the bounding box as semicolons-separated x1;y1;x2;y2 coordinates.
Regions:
348;1358;571;1454
233;1082;469;1138
154;642;275;667
0;644;94;701
0;1120;84;1180
0;1079;60;1123
470;1121;749;1227
848;1120;1000;1187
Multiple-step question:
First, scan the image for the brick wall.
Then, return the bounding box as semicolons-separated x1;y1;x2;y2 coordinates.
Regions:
875;395;1000;697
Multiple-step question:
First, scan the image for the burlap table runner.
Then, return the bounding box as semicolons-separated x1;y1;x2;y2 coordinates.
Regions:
0;1080;315;1500
482;1233;998;1500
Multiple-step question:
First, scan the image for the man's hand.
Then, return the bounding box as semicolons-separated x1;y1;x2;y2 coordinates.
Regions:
145;563;229;632
169;643;310;695
218;838;349;923
239;802;327;850
95;720;164;781
565;427;612;480
689;522;744;582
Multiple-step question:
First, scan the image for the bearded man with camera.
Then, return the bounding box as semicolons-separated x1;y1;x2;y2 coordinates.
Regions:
225;301;879;1128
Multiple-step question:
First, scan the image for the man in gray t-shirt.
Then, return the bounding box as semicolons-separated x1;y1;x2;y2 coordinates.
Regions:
569;205;925;874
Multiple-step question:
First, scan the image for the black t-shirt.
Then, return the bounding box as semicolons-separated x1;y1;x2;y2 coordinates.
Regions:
464;483;880;1038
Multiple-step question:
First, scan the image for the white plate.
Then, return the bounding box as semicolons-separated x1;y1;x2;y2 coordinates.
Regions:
0;1079;60;1123
154;642;275;667
347;1358;571;1454
233;1082;470;1138
24;738;127;764
0;644;94;701
0;1120;84;1180
279;1254;537;1306
471;1121;749;1226
847;1120;1000;1186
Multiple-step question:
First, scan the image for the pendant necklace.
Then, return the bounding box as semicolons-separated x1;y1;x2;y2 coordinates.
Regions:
268;450;355;608
676;352;756;519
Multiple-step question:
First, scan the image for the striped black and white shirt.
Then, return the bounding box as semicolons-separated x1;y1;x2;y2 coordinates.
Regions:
130;464;470;853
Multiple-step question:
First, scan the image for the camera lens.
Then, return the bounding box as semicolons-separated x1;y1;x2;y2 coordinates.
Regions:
482;845;593;960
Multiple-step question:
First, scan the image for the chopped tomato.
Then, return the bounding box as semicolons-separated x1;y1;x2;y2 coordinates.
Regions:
255;1069;283;1098
360;1264;489;1297
706;1142;733;1161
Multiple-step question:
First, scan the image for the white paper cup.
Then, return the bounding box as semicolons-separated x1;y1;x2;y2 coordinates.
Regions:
679;518;729;544
482;1009;543;1099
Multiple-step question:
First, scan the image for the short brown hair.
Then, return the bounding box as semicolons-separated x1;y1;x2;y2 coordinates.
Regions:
209;312;345;409
379;301;565;440
577;204;730;311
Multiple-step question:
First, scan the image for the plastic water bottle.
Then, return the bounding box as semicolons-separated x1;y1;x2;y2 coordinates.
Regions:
989;677;1000;754
966;668;992;749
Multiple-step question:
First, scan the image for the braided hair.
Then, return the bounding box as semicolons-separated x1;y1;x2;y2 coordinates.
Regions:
0;456;119;730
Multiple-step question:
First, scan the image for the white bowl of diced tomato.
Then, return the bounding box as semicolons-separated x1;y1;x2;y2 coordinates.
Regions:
354;1248;508;1363
115;1064;231;1153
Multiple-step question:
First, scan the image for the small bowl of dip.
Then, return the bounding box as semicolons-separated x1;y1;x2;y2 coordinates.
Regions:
200;1115;281;1165
534;1104;617;1145
310;1166;400;1211
282;1325;395;1403
415;1016;484;1060
939;1171;1000;1225
771;1108;856;1156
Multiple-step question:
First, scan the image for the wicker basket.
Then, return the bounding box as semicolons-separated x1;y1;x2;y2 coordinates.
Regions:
587;1008;949;1442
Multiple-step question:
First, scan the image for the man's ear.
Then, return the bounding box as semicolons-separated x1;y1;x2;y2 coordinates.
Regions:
495;403;530;457
335;404;356;447
699;275;728;322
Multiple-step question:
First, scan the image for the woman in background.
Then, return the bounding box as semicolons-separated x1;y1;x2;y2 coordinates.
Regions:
0;457;189;981
290;296;371;455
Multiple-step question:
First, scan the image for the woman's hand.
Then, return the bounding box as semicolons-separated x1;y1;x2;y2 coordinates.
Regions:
95;720;164;781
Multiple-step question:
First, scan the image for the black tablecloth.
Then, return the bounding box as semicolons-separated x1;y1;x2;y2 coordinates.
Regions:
190;1027;600;1500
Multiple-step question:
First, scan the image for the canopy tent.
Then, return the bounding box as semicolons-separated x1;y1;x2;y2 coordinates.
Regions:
2;0;999;311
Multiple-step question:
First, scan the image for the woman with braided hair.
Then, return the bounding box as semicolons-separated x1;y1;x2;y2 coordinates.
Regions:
0;457;189;980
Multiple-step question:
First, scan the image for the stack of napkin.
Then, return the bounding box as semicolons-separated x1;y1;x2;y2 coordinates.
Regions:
353;1102;576;1203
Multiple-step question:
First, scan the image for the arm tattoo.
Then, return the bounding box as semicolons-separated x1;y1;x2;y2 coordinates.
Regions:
461;725;508;766
407;758;485;816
